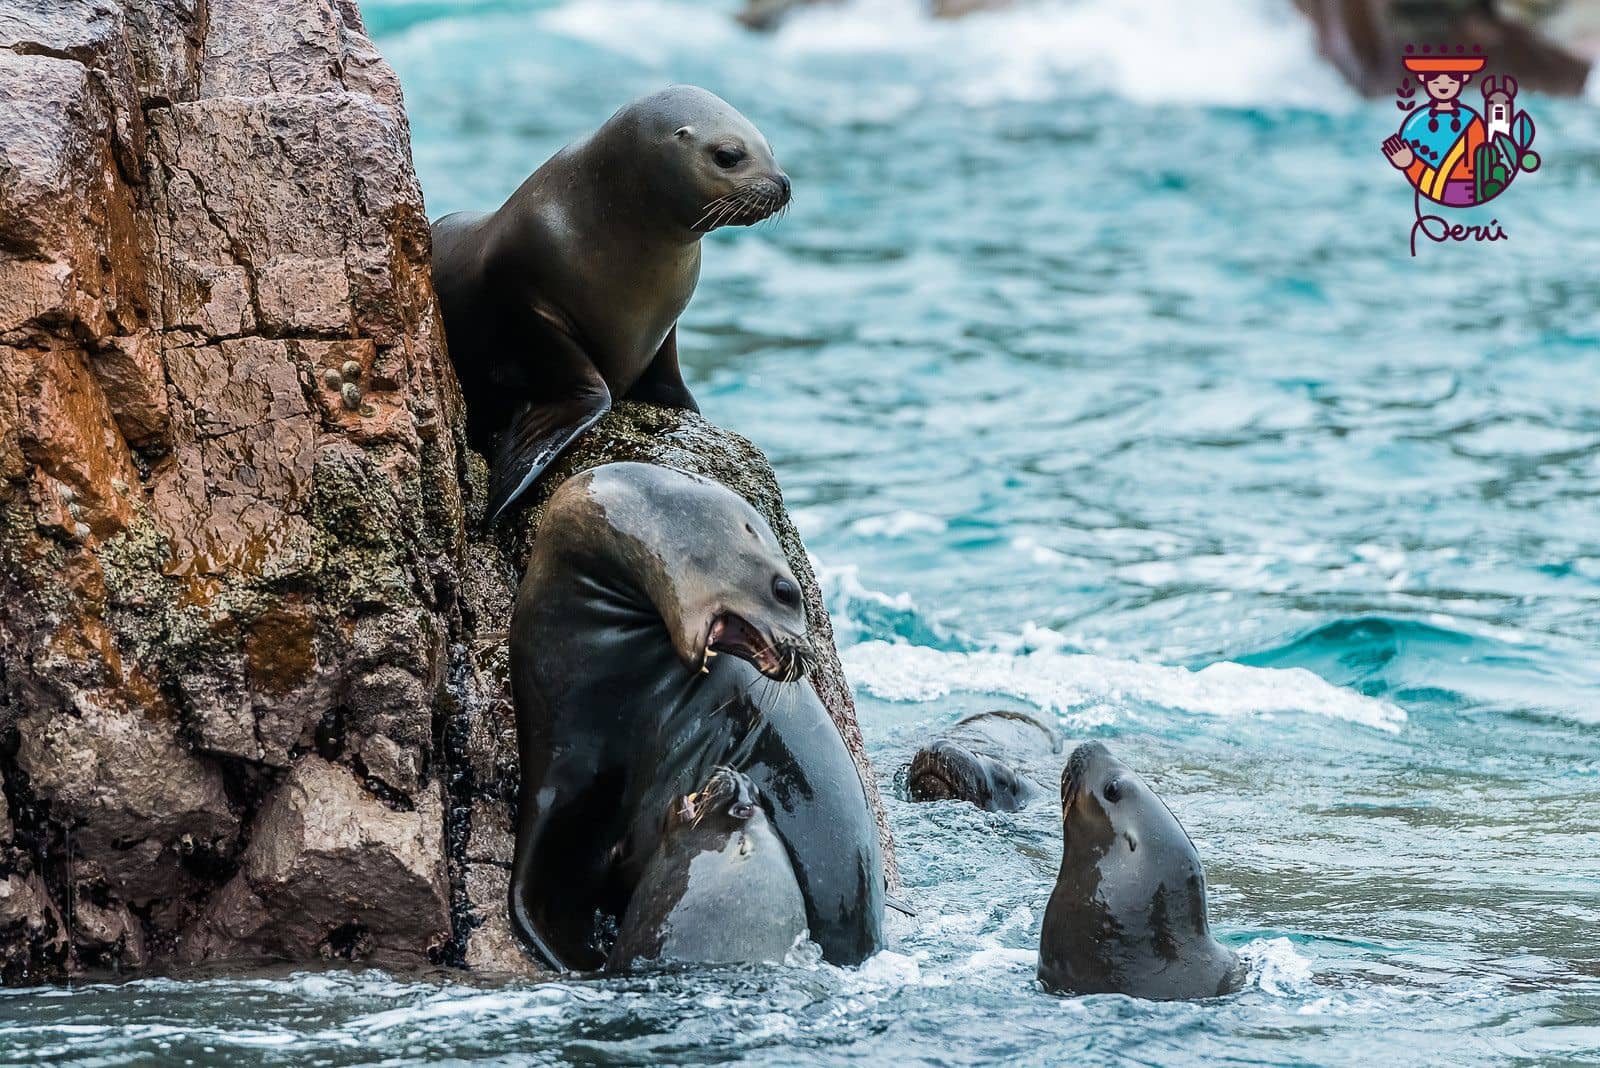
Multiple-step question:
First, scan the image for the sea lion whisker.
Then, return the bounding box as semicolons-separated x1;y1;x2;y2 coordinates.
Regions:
692;192;742;228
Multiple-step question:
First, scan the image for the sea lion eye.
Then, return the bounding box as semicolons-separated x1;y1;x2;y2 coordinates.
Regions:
713;146;745;169
772;577;800;607
730;803;756;820
1103;778;1122;803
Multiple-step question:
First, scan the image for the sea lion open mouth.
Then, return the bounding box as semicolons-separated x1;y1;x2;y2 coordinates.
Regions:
707;612;813;682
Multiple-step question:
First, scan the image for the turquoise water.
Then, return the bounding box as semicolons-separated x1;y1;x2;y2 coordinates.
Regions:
7;0;1599;1063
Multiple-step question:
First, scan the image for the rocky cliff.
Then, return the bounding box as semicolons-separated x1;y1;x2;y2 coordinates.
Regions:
0;0;890;983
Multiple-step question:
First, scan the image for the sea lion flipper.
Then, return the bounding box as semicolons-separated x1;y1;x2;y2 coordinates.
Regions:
485;380;611;524
623;328;699;411
508;801;572;971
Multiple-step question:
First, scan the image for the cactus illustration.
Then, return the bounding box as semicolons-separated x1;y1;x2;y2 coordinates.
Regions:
1475;142;1509;203
1493;133;1521;173
1512;111;1536;150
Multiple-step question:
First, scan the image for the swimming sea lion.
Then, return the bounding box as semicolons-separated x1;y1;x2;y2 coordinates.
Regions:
430;86;791;522
1038;742;1244;1000
508;462;884;970
607;767;807;971
905;709;1062;811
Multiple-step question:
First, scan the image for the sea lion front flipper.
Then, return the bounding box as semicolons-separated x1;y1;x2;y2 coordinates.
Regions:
623;327;699;412
484;376;611;524
507;801;573;971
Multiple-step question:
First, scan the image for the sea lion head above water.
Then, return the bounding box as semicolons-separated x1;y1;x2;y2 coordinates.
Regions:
606;767;808;971
906;709;1061;811
1038;742;1245;1001
594;85;791;235
549;460;816;682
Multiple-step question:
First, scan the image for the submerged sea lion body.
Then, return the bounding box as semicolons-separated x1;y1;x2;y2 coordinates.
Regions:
1038;742;1244;1001
431;87;790;521
508;463;884;970
607;768;807;971
906;709;1063;811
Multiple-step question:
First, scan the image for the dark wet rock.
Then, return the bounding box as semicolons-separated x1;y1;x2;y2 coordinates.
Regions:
180;756;449;965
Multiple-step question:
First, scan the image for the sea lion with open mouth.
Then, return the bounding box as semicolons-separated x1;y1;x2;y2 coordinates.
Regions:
508;462;884;970
607;767;808;971
430;86;791;524
905;709;1063;811
1038;742;1245;1000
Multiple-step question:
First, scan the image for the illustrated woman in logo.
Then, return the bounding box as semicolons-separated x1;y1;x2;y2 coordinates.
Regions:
1381;48;1489;206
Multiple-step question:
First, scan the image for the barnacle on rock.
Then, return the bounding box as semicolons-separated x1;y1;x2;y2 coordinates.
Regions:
324;368;343;390
341;383;362;411
341;360;363;380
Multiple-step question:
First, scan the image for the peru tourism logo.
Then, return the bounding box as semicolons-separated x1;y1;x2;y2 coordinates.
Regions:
1381;44;1541;256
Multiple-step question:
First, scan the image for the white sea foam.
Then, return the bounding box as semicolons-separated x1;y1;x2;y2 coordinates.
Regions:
511;0;1351;110
849;510;947;538
773;0;1349;108
843;639;1407;732
1239;936;1317;997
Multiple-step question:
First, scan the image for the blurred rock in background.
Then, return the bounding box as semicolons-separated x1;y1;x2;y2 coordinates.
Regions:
1295;0;1596;96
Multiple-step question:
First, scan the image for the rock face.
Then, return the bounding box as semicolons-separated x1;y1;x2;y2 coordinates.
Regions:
0;0;891;982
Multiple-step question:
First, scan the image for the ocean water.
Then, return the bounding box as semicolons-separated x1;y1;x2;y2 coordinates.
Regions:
7;0;1599;1063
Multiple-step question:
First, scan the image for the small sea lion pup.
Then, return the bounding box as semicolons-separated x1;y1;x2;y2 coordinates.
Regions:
607;767;808;972
509;462;884;970
1039;742;1245;1000
430;86;791;522
906;709;1063;811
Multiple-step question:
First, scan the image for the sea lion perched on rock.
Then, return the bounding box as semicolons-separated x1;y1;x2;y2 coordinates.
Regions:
905;709;1062;811
430;87;791;522
508;463;884;970
1038;742;1244;1001
607;767;808;972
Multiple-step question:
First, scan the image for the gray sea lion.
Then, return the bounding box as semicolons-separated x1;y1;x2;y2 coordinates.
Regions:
607;767;808;971
430;87;791;522
905;709;1062;811
1038;742;1244;1000
508;462;884;971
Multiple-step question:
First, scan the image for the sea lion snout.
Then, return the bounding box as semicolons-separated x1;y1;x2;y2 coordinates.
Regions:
707;610;815;681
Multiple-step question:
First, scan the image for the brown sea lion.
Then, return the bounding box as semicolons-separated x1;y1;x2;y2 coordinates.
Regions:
508;463;884;971
1038;742;1245;1001
905;709;1063;812
606;767;808;971
430;87;790;522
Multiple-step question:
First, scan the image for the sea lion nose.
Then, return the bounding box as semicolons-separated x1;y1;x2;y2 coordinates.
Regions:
777;174;792;200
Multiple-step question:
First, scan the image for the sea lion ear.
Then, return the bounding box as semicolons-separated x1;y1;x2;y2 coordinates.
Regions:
674;125;694;141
